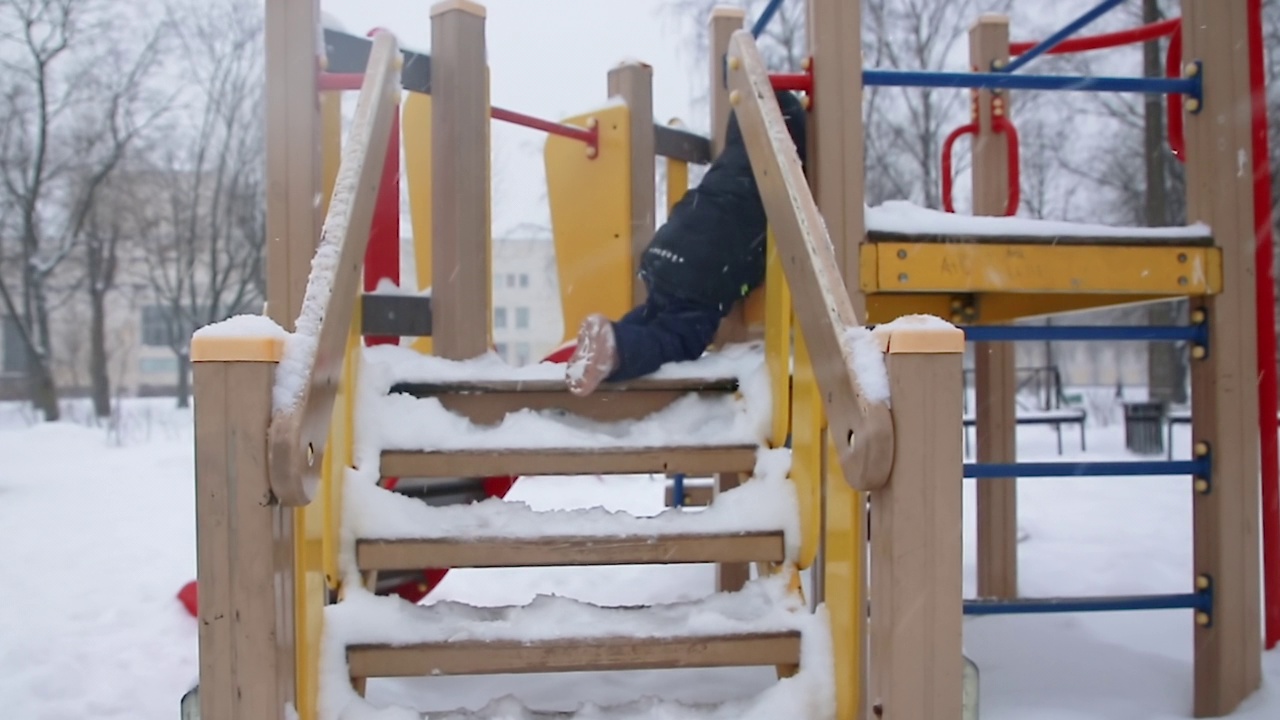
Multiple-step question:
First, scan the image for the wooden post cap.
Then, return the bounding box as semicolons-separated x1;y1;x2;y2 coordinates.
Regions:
710;6;747;20
871;314;966;354
431;0;486;18
191;315;288;363
972;13;1010;29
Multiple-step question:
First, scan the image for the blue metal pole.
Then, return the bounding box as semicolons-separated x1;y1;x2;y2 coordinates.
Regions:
1000;0;1130;74
964;591;1208;615
964;460;1209;478
672;473;686;507
862;69;1199;97
751;0;786;38
957;324;1207;343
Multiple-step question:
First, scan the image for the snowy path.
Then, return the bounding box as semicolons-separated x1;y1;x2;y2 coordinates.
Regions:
0;399;1277;718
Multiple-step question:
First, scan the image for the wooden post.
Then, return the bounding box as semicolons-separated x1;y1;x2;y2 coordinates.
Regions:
709;7;744;155
970;15;1019;600
265;0;322;330
193;327;295;720
1180;1;1264;714
707;7;757;346
431;0;491;360
869;322;965;720
607;61;656;307
715;470;750;592
807;0;865;302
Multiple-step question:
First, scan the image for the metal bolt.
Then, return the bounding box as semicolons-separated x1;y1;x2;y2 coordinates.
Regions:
1191;345;1207;360
898;272;909;283
729;89;741;105
1194;477;1210;494
1178;276;1188;286
728;56;741;71
1184;61;1199;77
1194;441;1210;457
1195;611;1211;626
1195;574;1211;590
1178;253;1188;263
897;249;907;259
1185;97;1201;113
1191;309;1206;324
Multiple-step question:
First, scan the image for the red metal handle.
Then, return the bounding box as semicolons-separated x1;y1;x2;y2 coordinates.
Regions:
941;117;1019;216
941;123;979;213
1166;27;1186;163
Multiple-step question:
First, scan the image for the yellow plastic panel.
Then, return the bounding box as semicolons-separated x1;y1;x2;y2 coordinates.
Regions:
864;242;1222;295
790;325;821;570
545;104;632;341
294;496;325;720
666;156;687;215
763;227;791;448
322;301;362;589
403;91;435;355
824;432;866;720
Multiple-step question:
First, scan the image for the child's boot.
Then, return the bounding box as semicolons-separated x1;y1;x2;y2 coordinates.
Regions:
566;313;618;396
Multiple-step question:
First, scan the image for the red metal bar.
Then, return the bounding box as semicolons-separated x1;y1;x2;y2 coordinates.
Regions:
770;72;813;93
489;106;598;154
1166;28;1186;162
1009;18;1180;56
319;72;365;91
1247;0;1280;652
941;123;979;213
320;72;600;155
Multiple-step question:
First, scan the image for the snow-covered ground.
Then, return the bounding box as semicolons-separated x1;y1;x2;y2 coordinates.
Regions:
0;395;1277;719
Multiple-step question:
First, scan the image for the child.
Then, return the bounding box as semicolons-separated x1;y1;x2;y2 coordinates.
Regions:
566;90;808;396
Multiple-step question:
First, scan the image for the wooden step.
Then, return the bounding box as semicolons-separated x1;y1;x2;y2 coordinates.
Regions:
356;531;785;571
332;576;807;679
348;632;801;677
380;444;759;479
388;376;739;425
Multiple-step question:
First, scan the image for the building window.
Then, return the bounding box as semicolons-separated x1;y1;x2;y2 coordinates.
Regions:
515;342;530;365
139;356;179;375
141;305;174;347
507;274;516;288
494;306;507;329
2;316;27;374
519;273;529;288
495;342;508;360
515;307;529;329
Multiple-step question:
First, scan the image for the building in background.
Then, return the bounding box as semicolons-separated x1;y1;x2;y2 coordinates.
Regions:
490;236;564;364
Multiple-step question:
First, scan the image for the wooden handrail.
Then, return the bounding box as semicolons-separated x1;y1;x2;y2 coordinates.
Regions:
267;32;401;506
725;30;895;491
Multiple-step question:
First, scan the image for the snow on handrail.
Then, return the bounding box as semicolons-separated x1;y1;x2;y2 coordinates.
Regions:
725;30;894;492
267;32;401;506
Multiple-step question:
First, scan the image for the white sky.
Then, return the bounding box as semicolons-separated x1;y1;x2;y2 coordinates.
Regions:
322;0;711;236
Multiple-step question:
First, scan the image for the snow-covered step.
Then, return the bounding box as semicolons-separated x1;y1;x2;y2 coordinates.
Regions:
380;444;759;479
357;531;785;571
388;376;741;425
327;575;810;679
347;450;800;562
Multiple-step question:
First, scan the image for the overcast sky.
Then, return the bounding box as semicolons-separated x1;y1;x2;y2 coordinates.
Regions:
322;0;709;236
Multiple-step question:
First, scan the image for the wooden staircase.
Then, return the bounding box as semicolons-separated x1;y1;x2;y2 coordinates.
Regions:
328;349;818;714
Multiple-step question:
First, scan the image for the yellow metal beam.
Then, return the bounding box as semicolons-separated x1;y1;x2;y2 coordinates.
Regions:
864;292;1186;326
861;242;1222;296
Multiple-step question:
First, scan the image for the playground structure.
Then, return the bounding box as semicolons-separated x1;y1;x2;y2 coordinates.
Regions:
187;0;1278;718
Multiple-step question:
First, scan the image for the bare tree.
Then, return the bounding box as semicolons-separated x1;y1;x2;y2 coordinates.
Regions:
137;0;266;407
0;0;168;421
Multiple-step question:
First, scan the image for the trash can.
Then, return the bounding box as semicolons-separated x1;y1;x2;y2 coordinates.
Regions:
1124;401;1165;455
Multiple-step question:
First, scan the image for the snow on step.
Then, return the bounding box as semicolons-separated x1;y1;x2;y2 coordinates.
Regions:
866;199;1212;240
319;575;835;720
355;341;772;453
348;448;801;559
328;573;805;650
